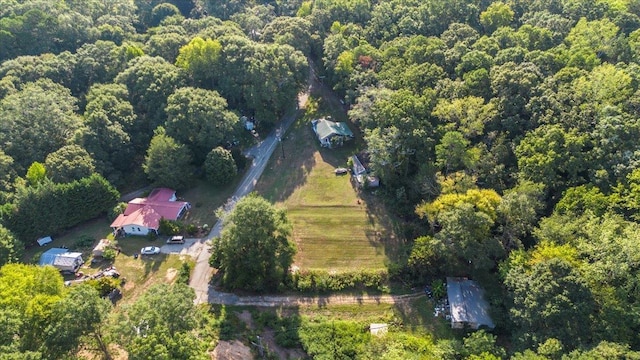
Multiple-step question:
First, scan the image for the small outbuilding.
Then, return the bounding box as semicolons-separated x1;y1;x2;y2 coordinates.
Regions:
312;118;354;148
352;155;380;188
37;236;53;246
39;248;84;273
446;277;494;330
92;239;111;257
53;252;84;273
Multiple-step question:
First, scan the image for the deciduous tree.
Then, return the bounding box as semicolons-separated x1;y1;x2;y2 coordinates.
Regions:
143;128;193;190
44;145;96;184
211;193;295;291
165;87;239;164
204;147;237;185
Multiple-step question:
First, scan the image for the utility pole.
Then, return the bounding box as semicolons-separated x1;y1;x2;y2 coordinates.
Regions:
280;137;285;159
251;335;265;359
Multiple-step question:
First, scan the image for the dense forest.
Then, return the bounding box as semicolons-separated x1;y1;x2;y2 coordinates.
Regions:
2;0;640;358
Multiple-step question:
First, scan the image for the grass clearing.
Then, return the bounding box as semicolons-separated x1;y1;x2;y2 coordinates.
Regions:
108;237;191;304
180;178;241;227
255;92;398;272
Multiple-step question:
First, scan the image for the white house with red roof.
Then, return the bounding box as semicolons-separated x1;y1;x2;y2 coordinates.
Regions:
110;188;191;236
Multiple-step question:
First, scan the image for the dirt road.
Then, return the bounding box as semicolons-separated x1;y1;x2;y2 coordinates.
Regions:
189;104;302;304
184;62;419;307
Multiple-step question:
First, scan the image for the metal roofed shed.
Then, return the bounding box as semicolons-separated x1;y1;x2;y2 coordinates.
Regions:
53;252;84;273
446;277;495;330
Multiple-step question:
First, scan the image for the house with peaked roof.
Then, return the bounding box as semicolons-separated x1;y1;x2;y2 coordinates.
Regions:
447;277;495;330
110;188;191;236
311;118;354;148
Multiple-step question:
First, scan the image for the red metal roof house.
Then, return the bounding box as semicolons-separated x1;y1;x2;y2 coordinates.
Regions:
110;188;190;236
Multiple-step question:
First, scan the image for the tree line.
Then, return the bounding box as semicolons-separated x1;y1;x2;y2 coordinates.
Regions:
3;0;640;358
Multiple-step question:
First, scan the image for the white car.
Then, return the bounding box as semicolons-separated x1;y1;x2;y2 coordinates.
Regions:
140;246;160;255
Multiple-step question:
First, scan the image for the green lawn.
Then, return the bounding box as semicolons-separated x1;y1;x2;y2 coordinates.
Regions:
255;95;397;272
180;178;240;227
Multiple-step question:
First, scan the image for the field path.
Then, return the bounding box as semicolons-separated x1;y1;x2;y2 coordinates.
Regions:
209;292;424;307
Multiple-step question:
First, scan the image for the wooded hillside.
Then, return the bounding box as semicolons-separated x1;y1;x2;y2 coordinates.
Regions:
2;0;640;358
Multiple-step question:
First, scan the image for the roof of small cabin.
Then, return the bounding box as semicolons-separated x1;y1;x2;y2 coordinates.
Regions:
39;248;69;266
312;118;354;140
53;252;83;268
447;277;495;329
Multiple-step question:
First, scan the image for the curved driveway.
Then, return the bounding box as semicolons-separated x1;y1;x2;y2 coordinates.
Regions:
187;108;300;304
181;65;421;307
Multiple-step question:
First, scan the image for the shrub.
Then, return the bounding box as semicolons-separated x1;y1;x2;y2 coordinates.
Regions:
186;223;198;236
73;235;95;249
31;251;43;264
177;261;193;284
86;276;121;297
102;248;117;261
159;218;181;235
289;269;389;293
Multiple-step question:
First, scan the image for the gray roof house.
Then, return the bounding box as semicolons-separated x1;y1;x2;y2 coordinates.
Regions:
446;277;495;330
311;118;354;148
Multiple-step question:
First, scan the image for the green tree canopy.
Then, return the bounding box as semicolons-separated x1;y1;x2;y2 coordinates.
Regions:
44;145;96;184
0;79;82;173
115;55;186;139
0;225;22;268
175;36;222;88
110;283;204;359
506;258;595;351
143;128;193;190
204;147;237;185
164;87;239;164
211;193;295;291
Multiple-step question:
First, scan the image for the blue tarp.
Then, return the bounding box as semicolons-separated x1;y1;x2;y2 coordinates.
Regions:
39;248;68;266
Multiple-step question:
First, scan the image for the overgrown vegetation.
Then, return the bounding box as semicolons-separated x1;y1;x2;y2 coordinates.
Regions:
3;0;640;358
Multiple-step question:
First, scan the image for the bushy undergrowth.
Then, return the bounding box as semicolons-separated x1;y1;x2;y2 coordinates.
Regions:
289;269;389;293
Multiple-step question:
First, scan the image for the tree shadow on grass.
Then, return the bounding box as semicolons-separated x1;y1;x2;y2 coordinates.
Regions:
141;254;165;278
358;189;412;276
393;297;456;338
257;119;317;204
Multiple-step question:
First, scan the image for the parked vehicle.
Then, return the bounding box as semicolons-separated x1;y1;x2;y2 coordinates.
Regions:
166;236;185;244
334;167;349;175
140;246;160;255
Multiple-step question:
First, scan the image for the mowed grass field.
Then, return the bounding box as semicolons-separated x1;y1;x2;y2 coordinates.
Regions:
256;96;397;271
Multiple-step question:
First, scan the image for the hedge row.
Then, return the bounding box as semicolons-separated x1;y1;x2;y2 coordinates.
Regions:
0;174;119;243
289;269;389;293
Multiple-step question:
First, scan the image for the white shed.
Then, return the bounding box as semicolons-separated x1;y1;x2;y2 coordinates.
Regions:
92;239;111;257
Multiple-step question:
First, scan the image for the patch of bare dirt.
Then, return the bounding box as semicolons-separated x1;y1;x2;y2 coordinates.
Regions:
165;268;177;282
236;310;255;330
261;328;307;360
211;340;252;360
